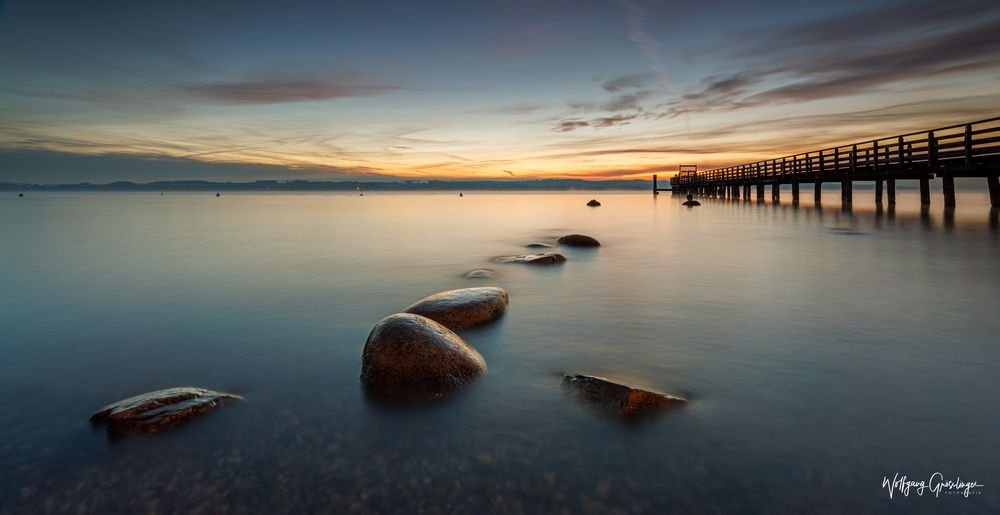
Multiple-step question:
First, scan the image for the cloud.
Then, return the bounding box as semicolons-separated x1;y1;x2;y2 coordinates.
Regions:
727;0;997;56
177;77;403;104
591;114;641;128
664;15;1000;118
601;74;650;93
482;103;546;115
555;120;590;132
0;148;396;184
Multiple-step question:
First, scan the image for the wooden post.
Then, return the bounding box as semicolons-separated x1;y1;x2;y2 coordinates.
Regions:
920;176;930;204
875;179;883;204
733;184;740;199
872;141;879;175
988;175;1000;207
898;136;905;172
942;174;956;207
792;182;800;203
814;181;822;203
772;182;780;200
757;183;764;202
928;131;937;168
653;174;658;195
842;179;853;203
964;124;972;168
887;179;896;205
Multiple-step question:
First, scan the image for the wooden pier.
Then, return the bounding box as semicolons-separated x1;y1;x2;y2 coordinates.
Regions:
666;117;1000;207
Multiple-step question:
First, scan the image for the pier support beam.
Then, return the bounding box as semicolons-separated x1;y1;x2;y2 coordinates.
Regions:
733;185;740;199
756;183;764;202
989;175;1000;207
814;182;822;203
942;174;956;207
875;179;883;204
887;179;896;205
920;176;930;205
841;179;853;203
792;182;800;203
771;182;779;201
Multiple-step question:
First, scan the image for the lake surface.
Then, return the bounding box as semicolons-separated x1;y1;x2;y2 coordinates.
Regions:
1;189;998;514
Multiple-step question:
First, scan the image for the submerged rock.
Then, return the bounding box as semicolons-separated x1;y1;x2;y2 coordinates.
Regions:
496;252;566;265
464;269;496;279
682;200;701;206
525;242;555;249
556;234;601;247
90;387;241;434
361;313;486;401
405;286;509;330
587;199;601;207
564;374;686;417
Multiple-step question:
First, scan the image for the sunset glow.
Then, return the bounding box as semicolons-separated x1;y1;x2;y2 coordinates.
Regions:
2;1;999;183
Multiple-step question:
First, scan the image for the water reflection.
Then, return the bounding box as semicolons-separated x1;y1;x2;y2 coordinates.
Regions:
0;191;997;514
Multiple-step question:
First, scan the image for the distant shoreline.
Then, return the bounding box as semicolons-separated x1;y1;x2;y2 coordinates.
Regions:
0;179;651;192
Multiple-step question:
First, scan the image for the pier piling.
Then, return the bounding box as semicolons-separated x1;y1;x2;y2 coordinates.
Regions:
943;174;956;207
989;175;1000;207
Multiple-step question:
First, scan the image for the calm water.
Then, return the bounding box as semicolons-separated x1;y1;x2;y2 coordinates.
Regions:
1;189;998;514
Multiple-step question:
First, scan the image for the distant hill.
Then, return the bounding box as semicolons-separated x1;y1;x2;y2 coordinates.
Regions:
0;179;651;191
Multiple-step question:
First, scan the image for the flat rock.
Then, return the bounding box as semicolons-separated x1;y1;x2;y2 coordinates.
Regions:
564;374;686;417
464;269;496;279
557;234;601;247
361;313;486;401
587;199;601;207
496;252;566;265
90;387;241;433
525;242;555;248
405;286;509;330
683;200;701;206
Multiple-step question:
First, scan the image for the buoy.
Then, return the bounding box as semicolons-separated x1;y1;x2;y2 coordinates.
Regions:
216;192;220;197
18;193;24;197
459;192;463;197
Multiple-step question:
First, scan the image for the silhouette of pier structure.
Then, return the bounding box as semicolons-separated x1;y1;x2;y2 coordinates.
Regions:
660;117;1000;207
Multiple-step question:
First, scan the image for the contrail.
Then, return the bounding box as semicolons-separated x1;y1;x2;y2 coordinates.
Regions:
617;0;688;124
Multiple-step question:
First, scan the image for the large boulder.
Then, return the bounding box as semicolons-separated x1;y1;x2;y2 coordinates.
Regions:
496;252;566;265
682;200;701;206
405;287;509;330
557;234;601;247
361;313;486;400
90;387;241;434
564;374;686;417
587;199;601;207
525;242;555;248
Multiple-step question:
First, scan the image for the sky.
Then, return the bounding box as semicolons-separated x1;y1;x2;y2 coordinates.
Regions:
1;0;999;183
